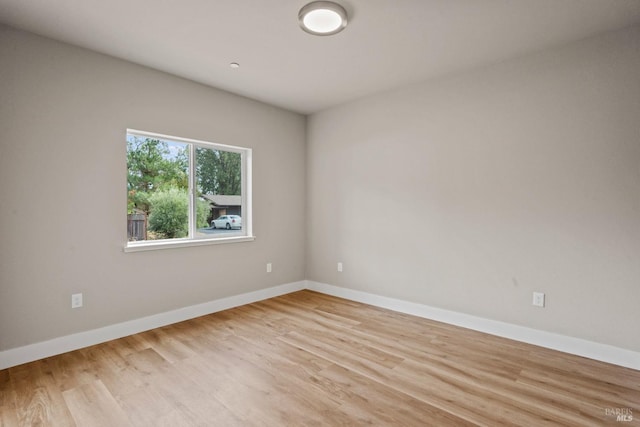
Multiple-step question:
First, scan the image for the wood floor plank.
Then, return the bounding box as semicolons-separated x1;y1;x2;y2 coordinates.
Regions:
114;385;174;426
178;337;344;426
9;360;75;427
522;349;640;393
318;363;476;426
45;350;99;392
62;380;131;427
136;328;197;364
1;290;639;426
517;367;640;410
0;369;19;427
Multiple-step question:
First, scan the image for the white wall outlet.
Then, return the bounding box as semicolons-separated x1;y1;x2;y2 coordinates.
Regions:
266;262;272;273
71;293;83;309
532;292;545;307
337;262;343;272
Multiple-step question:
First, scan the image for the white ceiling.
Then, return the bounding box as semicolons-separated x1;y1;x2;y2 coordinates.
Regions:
1;0;640;114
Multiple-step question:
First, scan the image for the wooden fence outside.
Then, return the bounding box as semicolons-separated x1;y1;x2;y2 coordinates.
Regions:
127;213;147;241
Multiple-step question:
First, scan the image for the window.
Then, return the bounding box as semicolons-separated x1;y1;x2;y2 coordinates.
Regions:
125;129;252;251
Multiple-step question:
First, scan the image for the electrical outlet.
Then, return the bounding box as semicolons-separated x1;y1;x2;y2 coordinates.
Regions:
71;293;83;309
532;292;545;307
337;262;343;272
266;262;272;273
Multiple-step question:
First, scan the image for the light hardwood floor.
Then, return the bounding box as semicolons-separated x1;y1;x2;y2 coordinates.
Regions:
1;290;638;426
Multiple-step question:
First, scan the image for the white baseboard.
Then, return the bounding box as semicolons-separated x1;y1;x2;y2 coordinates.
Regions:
306;280;640;371
3;279;638;371
0;281;306;370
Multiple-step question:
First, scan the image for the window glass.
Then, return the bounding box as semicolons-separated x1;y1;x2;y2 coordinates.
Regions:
195;147;243;238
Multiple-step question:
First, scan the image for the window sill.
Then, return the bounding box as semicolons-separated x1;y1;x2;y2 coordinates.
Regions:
124;235;256;253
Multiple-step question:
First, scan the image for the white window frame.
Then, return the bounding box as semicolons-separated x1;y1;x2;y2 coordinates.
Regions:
124;129;254;252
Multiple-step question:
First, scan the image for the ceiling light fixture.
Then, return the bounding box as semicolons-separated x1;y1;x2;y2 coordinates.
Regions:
298;1;348;36
229;62;240;69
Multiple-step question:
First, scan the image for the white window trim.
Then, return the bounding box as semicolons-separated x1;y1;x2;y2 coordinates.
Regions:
125;129;254;252
123;235;256;252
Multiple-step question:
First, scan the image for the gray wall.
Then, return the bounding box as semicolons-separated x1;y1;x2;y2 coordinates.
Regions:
306;25;640;351
0;25;306;351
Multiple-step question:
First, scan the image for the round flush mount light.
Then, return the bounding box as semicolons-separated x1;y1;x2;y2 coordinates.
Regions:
229;62;240;69
298;1;348;36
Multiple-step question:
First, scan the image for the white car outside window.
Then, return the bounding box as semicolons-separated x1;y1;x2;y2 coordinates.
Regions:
211;215;242;230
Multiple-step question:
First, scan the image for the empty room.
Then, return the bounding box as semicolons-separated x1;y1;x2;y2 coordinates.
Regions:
1;0;639;425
